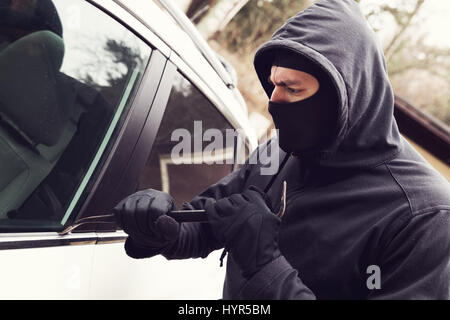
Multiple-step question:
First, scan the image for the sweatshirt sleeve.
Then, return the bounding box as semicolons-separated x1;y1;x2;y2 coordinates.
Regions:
161;162;253;260
235;255;317;300
123;164;251;260
367;209;450;300
162;142;282;260
123;139;279;261
233;209;449;300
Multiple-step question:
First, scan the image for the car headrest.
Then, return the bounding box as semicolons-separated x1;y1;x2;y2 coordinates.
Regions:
0;0;63;42
0;30;67;147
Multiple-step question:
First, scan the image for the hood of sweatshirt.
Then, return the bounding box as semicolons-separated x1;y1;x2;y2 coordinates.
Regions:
254;0;402;169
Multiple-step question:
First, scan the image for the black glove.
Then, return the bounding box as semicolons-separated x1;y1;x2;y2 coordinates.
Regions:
113;189;180;256
205;186;282;278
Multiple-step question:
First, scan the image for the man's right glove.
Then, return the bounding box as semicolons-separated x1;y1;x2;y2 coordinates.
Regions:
205;186;282;278
113;189;180;257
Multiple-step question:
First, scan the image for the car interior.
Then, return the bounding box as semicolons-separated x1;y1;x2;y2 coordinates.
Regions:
0;1;113;225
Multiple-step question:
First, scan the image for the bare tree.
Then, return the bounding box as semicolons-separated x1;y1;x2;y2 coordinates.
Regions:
361;0;449;126
218;0;312;52
182;0;251;39
378;0;425;60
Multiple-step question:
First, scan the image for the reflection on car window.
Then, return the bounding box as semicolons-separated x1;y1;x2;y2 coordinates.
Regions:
139;71;236;208
0;0;151;231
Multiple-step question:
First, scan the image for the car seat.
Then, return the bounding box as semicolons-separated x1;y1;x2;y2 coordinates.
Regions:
0;30;78;218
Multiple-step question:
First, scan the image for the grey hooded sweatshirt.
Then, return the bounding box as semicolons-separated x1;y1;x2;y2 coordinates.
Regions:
125;0;450;299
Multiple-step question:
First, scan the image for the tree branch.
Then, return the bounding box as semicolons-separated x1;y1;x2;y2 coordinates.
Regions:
384;0;425;60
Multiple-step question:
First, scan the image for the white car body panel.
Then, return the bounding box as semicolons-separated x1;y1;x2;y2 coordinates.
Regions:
89;236;226;299
0;233;96;299
0;232;226;299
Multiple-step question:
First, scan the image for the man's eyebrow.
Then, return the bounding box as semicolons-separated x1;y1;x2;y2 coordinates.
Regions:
268;74;301;86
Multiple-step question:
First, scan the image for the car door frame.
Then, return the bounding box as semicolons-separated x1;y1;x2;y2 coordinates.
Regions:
90;54;255;236
0;0;169;249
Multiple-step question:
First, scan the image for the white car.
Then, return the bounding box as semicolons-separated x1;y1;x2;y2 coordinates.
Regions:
0;0;257;299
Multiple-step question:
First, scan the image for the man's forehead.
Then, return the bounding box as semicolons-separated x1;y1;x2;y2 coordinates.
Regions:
270;65;314;84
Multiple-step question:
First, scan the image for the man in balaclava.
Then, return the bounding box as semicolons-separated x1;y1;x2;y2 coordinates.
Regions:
113;0;450;299
267;49;338;156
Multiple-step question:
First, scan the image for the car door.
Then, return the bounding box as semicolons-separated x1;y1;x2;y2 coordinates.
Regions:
88;55;253;299
0;0;159;299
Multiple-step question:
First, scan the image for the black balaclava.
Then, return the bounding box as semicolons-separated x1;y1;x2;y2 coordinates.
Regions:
268;49;338;157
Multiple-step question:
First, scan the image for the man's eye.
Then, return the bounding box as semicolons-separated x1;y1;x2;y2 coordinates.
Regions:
287;87;301;94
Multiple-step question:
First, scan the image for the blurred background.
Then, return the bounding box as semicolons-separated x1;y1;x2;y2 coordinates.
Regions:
173;0;450;178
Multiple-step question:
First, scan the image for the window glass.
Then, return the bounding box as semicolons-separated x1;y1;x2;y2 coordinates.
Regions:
138;71;243;208
0;0;151;231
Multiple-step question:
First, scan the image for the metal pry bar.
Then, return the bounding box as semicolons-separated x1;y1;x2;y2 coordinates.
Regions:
166;209;208;223
59;184;289;235
58;209;210;235
58;214;115;236
277;181;287;219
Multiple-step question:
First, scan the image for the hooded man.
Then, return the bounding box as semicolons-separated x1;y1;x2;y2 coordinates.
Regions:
113;0;450;299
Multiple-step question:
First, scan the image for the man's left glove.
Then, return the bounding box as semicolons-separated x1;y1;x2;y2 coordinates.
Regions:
113;189;180;257
205;186;282;278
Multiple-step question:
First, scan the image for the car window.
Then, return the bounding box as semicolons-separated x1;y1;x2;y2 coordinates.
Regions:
138;71;245;208
0;0;151;232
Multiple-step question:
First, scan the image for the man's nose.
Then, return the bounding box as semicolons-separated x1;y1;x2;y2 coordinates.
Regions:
270;86;288;103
